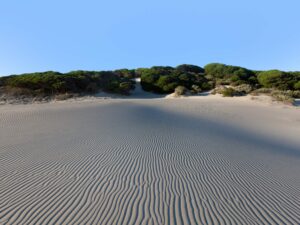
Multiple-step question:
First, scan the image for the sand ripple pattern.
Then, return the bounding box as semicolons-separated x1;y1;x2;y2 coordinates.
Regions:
0;101;300;225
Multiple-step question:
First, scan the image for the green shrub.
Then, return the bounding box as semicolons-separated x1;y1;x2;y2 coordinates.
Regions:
204;63;255;86
0;70;135;97
3;72;67;94
176;64;204;74
114;69;135;79
119;82;134;94
257;70;297;90
294;81;300;90
221;87;241;97
140;66;212;94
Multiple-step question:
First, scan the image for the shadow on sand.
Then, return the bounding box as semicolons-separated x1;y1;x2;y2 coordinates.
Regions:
93;102;300;159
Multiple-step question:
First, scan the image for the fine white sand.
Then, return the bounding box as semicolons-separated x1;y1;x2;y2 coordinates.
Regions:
0;89;300;224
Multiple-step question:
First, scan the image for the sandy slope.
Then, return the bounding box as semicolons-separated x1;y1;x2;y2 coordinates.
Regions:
0;95;300;224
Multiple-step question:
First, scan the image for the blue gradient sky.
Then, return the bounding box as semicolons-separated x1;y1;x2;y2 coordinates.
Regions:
0;0;299;75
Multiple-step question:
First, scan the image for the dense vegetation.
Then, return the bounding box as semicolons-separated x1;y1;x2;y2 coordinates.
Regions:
257;70;300;90
1;63;300;103
205;64;299;91
204;64;300;100
139;65;213;94
204;63;257;86
138;63;299;96
0;70;135;98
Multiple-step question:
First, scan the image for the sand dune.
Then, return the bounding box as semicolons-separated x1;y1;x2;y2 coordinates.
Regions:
0;98;300;225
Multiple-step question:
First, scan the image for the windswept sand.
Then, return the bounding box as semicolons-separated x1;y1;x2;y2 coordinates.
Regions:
0;96;300;225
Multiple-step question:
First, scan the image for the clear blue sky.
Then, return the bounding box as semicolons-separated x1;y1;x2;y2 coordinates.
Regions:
0;0;299;76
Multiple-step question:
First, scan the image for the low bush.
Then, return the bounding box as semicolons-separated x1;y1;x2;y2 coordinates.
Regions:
221;87;242;97
212;85;245;97
191;85;202;94
250;88;296;104
174;86;188;97
270;90;295;105
233;84;253;94
292;90;300;98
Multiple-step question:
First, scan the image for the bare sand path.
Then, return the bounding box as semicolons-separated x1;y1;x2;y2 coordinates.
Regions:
0;98;300;225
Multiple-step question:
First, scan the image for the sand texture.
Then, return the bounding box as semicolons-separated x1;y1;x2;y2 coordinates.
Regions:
0;98;300;225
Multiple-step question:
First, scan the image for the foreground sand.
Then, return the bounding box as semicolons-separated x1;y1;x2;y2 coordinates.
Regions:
0;97;300;225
